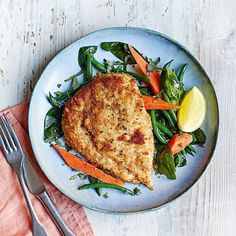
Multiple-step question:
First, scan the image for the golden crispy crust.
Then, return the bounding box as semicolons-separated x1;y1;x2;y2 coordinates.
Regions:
62;73;154;189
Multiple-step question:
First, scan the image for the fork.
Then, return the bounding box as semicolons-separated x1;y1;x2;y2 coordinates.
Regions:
0;115;47;236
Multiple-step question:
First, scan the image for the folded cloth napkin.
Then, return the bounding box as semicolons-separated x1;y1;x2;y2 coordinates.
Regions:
0;102;94;236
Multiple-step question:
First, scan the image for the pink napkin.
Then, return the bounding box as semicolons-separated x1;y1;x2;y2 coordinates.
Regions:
0;102;94;236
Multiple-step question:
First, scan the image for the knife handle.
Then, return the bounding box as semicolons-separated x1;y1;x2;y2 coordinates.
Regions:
38;191;75;236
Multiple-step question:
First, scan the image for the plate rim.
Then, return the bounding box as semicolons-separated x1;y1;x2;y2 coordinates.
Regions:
28;26;219;215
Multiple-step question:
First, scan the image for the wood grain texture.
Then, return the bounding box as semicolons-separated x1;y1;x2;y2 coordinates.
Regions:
1;0;236;235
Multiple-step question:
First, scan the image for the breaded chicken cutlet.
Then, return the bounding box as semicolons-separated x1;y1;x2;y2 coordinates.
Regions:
62;73;154;189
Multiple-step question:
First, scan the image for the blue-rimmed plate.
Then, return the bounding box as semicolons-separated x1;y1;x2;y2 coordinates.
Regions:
28;27;219;214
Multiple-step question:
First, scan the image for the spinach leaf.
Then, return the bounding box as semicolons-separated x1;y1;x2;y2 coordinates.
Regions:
103;59;125;72
44;107;62;128
177;64;188;82
155;145;176;179
49;90;69;108
44;67;89;144
101;42;136;64
54;91;71;102
48;92;60;108
191;128;206;146
44;126;62;143
163;59;174;69
174;152;187;167
162;69;185;104
44;107;63;142
78;46;98;69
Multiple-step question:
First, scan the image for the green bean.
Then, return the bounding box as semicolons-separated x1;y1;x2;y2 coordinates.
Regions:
162;91;177;123
94;179;102;196
55;86;84;102
160;71;177;128
162;91;170;101
150;110;168;144
177;64;187;82
117;70;150;83
180;150;186;155
71;81;90;94
78;183;135;195
64;70;83;82
95;187;102;196
156;120;173;137
161;110;176;129
185;144;196;154
160;69;178;125
185;147;194;156
185;144;195;156
71;76;79;90
91;57;106;73
84;53;93;82
139;87;151;96
95;179;102;196
55;81;89;102
188;144;195;152
88;176;102;196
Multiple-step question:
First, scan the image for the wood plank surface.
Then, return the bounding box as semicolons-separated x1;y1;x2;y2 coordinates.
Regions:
1;0;236;235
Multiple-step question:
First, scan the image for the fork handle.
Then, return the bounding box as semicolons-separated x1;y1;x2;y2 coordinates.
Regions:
17;163;48;236
38;191;75;236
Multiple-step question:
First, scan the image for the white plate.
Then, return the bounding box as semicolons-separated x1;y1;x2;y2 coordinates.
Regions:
28;27;219;214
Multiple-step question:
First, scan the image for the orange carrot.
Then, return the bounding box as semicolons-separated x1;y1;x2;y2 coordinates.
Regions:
52;145;124;185
168;133;193;155
142;95;181;110
128;45;161;94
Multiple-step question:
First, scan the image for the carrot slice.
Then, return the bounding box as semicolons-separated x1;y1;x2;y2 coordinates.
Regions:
128;45;161;94
142;95;181;110
52;145;124;185
168;133;193;155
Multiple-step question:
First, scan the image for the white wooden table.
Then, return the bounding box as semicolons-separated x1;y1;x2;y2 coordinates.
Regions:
1;1;236;235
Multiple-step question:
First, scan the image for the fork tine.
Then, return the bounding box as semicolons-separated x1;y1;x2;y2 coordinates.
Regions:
0;115;19;151
0;134;9;155
0;124;12;153
0;116;17;151
0;116;16;151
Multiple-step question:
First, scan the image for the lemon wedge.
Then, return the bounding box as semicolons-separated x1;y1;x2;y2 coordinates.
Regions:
177;87;206;132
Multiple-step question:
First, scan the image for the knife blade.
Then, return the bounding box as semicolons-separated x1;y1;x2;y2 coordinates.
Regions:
23;157;45;195
23;157;75;236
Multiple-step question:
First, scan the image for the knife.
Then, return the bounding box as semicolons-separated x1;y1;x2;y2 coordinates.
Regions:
23;157;75;236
